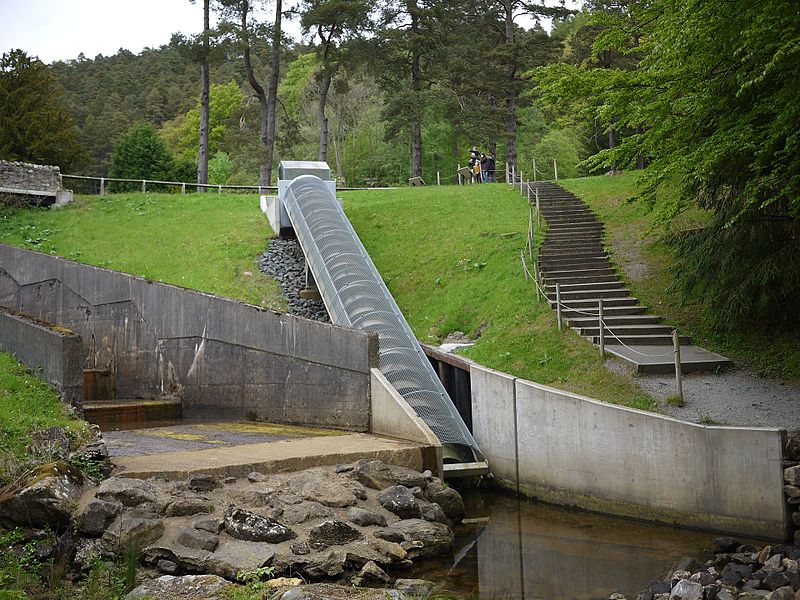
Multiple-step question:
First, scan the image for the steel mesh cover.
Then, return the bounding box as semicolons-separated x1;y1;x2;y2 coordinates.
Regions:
282;175;480;455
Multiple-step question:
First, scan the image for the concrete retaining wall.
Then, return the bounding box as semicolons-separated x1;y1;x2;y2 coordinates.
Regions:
0;307;83;411
0;244;378;430
471;364;789;540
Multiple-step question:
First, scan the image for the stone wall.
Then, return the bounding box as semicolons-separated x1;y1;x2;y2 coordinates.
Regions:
0;244;378;431
471;364;790;540
0;161;61;194
0;307;84;411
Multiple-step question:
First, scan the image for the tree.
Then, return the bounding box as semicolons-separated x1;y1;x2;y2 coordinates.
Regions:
0;49;87;170
198;0;211;191
300;0;374;162
536;0;800;327
109;122;178;189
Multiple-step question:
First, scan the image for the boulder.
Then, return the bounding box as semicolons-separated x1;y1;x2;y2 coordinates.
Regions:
223;505;295;543
347;507;388;527
177;527;219;552
125;574;233;599
73;538;113;570
713;537;741;553
669;579;702;600
386;519;454;559
103;509;165;551
784;466;800;486
355;460;428;490
187;474;220;493
166;496;213;518
0;462;84;529
351;560;390;586
96;477;157;507
763;573;790;591
270;471;357;508
205;538;275;580
378;486;421;519
282;501;333;525
420;502;449;524
308;519;364;546
426;487;465;522
78;498;122;537
193;517;223;535
394;579;436;595
157;559;179;574
765;587;795;600
303;550;346;578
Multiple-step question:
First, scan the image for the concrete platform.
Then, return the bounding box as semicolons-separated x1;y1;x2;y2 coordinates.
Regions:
605;344;733;374
111;429;430;481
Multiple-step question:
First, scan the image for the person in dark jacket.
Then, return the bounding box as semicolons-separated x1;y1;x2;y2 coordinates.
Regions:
486;152;496;182
480;153;488;182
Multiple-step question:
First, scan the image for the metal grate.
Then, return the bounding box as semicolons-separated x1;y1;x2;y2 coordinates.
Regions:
282;175;481;458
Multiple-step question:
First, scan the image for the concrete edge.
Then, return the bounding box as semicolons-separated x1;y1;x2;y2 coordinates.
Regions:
370;368;443;478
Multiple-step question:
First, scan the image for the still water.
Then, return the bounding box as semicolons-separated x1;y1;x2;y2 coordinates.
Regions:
412;491;714;600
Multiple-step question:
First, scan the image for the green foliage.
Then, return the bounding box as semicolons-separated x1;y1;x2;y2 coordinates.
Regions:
0;49;87;170
0;353;88;485
208;151;234;185
109;123;179;190
531;129;584;179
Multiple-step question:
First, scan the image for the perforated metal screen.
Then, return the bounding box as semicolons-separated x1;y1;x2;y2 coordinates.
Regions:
282;175;481;457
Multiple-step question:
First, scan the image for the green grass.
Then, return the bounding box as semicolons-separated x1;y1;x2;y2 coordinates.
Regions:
0;353;88;485
0;193;283;310
342;184;657;410
560;174;800;381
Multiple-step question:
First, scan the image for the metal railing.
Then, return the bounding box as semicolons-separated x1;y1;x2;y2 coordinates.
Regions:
514;174;685;400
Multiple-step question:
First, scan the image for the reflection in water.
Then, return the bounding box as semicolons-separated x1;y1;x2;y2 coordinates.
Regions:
412;491;713;600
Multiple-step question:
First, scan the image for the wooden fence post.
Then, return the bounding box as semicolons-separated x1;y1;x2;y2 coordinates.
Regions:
556;283;562;331
553;159;558;181
598;298;605;357
141;180;146;193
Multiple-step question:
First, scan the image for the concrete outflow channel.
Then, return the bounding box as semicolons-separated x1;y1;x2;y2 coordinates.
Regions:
273;162;486;476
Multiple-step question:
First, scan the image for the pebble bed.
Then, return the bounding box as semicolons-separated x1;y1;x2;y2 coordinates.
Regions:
259;239;330;322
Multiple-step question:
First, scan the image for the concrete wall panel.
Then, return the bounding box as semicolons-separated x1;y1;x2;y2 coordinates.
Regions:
470;365;518;485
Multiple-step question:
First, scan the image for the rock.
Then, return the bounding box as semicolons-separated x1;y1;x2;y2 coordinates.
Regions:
247;472;267;482
166;497;212;518
347;507;388;527
355;460;428;490
674;557;703;574
764;573;790;591
340;479;368;500
369;538;408;563
309;519;364;546
378;486;421;519
97;477;157;507
714;537;741;553
143;540;211;574
671;570;691;584
785;466;800;486
420;502;449;524
0;461;85;529
352;560;390;585
373;529;405;543
193;517;223;535
27;426;70;459
609;594;626;600
73;538;113;570
764;553;784;573
785;486;800;499
715;590;735;600
271;471;357;508
688;571;715;586
766;587;795;600
177;527;219;552
291;541;311;555
78;499;121;537
335;464;354;474
266;577;304;589
282;501;333;525
223;506;295;543
427;486;465;522
205;539;275;580
394;579;435;595
187;474;219;493
303;550;346;578
669;579;703;600
278;494;305;505
103;510;165;551
125;574;233;599
721;563;753;586
157;559;179;574
387;519;454;559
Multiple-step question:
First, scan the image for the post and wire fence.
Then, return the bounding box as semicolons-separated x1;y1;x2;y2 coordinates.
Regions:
513;171;685;400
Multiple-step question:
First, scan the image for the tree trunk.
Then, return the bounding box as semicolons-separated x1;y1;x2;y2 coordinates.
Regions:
197;0;210;192
318;70;332;162
241;0;270;187
503;0;516;174
409;0;423;179
264;0;282;186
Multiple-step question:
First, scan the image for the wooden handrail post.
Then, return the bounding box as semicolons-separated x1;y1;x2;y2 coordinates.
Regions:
598;299;605;357
534;263;541;302
556;283;562;331
141;180;146;193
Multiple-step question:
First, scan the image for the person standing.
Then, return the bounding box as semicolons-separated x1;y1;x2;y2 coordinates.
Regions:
487;152;496;183
468;147;482;184
480;153;488;182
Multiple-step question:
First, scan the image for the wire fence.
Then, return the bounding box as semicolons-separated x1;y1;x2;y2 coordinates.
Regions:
512;172;684;399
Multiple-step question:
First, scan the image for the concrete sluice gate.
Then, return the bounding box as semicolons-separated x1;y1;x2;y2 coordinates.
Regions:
278;164;484;470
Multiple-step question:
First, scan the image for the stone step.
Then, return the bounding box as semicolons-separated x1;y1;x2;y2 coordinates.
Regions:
547;223;603;233
541;257;611;270
546;280;626;293
562;305;648;318
540;249;607;261
577;324;674;337
543;267;617;280
553;296;639;308
604;345;733;374
544;215;598;224
591;334;692;346
548;288;632;301
84;399;183;431
567;314;662;327
544;274;619;286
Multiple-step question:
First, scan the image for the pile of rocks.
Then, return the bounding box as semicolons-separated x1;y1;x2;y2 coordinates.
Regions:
1;459;463;592
786;465;800;546
259;239;330;322
629;537;800;600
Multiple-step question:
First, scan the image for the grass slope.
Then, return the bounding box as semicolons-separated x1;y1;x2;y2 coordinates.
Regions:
560;174;800;381
0;193;282;310
343;184;656;410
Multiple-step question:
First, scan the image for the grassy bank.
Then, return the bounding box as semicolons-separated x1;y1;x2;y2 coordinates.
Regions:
342;184;656;409
560;174;800;381
0;193;282;310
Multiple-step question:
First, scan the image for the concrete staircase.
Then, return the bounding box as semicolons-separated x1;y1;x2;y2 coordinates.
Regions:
533;181;732;374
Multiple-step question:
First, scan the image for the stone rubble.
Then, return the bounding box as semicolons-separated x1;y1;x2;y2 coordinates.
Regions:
259;238;330;322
